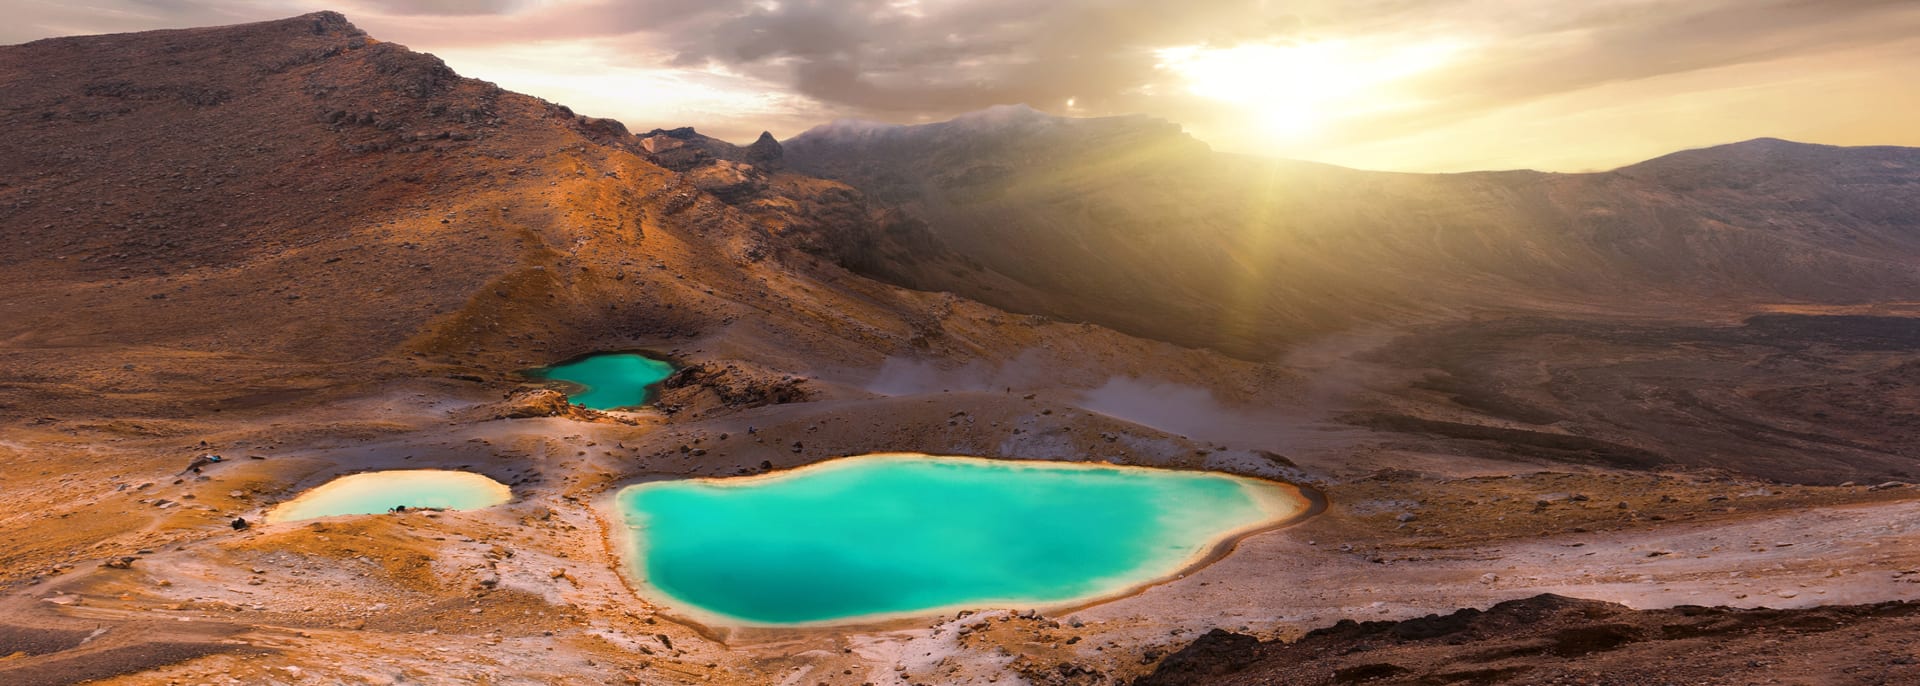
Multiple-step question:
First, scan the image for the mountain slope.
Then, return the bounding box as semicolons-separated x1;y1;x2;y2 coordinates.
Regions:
0;14;1136;419
786;108;1920;358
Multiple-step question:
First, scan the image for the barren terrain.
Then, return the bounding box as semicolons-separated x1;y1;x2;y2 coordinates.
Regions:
4;12;1920;686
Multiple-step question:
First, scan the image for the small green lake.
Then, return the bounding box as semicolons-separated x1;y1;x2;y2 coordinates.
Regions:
610;454;1304;626
528;352;676;410
267;470;512;523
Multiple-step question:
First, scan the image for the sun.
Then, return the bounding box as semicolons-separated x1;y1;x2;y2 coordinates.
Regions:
1155;38;1465;140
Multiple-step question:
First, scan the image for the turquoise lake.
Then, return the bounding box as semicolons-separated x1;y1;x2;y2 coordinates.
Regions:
529;352;676;410
612;454;1303;626
268;470;512;523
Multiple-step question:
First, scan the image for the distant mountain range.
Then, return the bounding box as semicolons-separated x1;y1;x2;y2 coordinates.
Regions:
8;14;1920;686
3;10;1916;418
786;106;1920;357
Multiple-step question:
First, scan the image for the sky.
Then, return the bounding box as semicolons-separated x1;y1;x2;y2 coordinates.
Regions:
7;0;1920;172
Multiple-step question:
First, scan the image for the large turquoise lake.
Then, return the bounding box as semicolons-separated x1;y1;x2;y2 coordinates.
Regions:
611;454;1304;626
528;352;675;410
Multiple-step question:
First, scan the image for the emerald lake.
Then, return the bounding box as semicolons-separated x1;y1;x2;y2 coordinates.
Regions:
611;454;1305;626
528;352;676;410
268;470;512;523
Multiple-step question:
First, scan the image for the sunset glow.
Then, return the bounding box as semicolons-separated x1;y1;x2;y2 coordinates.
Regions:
1154;39;1466;141
6;1;1920;172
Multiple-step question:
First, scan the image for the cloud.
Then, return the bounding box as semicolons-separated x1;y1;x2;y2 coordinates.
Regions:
6;0;1920;169
345;0;523;17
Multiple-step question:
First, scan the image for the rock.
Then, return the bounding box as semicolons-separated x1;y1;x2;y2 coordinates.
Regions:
454;389;630;424
479;572;501;587
486;389;566;417
657;362;812;415
1255;450;1297;467
1334;663;1410;684
181;453;224;474
745;131;783;167
232;517;250;530
102;555;137;569
640;135;686;154
1133;629;1261;686
549;568;567;579
1395;512;1418;523
1871;481;1907;491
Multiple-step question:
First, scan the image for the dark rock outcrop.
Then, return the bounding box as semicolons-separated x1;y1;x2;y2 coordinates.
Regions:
744;130;783;168
1133;594;1920;685
1132;629;1262;686
656;362;811;417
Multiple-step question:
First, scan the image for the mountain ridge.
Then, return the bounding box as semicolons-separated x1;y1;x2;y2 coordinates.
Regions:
6;13;1920;686
788;102;1910;177
0;10;1167;420
783;107;1920;358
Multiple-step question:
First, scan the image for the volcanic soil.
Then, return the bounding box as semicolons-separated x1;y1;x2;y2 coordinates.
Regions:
4;12;1920;686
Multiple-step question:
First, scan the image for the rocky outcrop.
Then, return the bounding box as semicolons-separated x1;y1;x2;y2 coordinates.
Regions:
637;127;714;171
655;362;810;417
626;126;987;291
1133;594;1920;685
1131;629;1261;686
684;159;769;203
451;389;627;424
744;131;783;168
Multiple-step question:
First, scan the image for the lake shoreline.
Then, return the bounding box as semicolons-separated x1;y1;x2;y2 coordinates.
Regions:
596;453;1323;635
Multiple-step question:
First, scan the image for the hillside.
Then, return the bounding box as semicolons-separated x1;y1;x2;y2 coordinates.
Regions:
786;107;1920;358
783;107;1920;485
6;12;1920;686
0;13;1072;421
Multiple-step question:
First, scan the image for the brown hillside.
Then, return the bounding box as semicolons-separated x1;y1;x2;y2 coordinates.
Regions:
0;12;1074;420
785;107;1920;358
